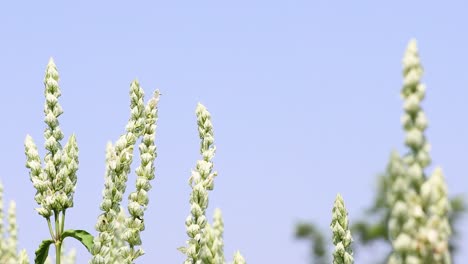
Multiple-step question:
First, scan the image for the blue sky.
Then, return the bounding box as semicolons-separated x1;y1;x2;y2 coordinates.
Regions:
1;1;467;263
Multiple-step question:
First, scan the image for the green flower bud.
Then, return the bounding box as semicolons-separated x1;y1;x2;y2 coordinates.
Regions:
232;251;246;264
331;194;353;264
405;129;423;149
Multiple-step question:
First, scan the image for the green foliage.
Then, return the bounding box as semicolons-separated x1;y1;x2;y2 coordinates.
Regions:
295;222;328;264
35;239;54;264
61;230;94;253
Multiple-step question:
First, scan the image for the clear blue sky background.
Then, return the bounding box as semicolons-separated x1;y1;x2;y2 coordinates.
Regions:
1;1;467;263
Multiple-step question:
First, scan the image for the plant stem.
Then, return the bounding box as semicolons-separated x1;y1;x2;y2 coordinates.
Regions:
58;210;66;264
47;218;55;241
55;211;61;264
61;210;66;235
56;239;61;264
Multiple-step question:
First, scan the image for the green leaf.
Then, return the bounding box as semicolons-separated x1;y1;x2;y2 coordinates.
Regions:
62;229;94;253
35;239;54;264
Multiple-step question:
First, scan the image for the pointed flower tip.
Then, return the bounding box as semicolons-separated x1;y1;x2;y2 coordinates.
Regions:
48;57;55;66
67;134;78;149
432;166;443;175
233;251;245;263
333;194;347;216
131;79;140;86
431;167;446;183
406;38;418;53
335;193;343;202
196;102;208;113
130;79;141;91
25;135;37;147
151;89;161;103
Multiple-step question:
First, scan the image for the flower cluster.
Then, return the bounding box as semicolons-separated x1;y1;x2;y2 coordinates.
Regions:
330;194;353;264
109;207;127;264
91;82;159;264
401;39;430;189
181;103;246;264
183;103;218;264
420;168;452;263
386;150;423;263
122;90;160;262
25;58;80;217
91;80;146;263
387;39;452;264
23;58;82;264
387;151;410;239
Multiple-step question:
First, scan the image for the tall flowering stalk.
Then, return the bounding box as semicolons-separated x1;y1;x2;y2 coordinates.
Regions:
331;194;353;264
122;90;160;262
386;39;453;264
91;80;146;264
91;82;159;264
179;103;245;264
181;104;245;264
401;39;429;189
182;103;218;264
387;39;430;263
24;58;92;264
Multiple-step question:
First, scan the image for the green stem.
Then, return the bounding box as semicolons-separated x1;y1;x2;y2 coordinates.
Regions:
46;218;55;241
61;210;66;235
55;211;61;264
56;239;62;264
